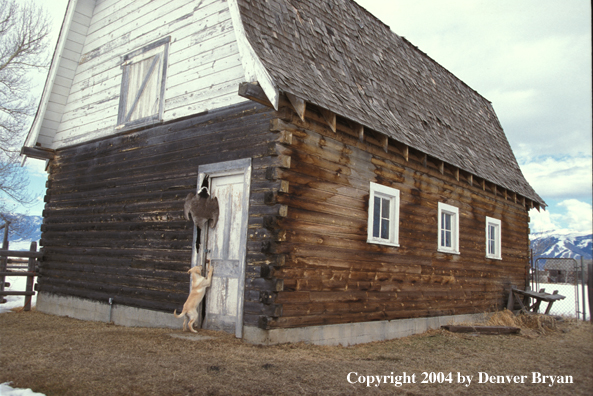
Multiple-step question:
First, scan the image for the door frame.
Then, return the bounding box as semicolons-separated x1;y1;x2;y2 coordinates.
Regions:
191;158;251;338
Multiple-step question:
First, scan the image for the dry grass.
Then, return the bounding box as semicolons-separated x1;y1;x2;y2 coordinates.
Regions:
1;309;591;396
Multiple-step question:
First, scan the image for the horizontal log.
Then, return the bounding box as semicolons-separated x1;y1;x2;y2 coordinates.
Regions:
42;246;191;261
49;142;272;195
40;277;188;303
441;325;520;335
41;255;188;272
238;82;273;107
42;221;193;234
0;250;43;259
50;111;275;175
280;295;503;316
21;146;55;160
0;272;36;276
42;210;186;225
54;102;272;165
40;268;188;293
39;284;180;312
45;176;196;206
40;237;192;251
51;123;274;185
41;261;188;281
0;291;35;296
45;189;192;211
281;112;530;211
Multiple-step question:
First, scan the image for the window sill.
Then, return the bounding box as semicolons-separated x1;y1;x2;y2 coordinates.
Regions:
437;248;460;255
367;239;400;248
486;255;502;260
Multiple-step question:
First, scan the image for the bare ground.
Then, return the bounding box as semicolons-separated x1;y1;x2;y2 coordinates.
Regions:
0;309;591;396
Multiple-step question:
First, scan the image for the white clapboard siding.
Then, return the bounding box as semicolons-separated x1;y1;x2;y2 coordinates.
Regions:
86;0;153;36
31;0;94;149
68;4;232;107
167;52;241;94
165;63;245;105
164;77;247;121
50;0;250;149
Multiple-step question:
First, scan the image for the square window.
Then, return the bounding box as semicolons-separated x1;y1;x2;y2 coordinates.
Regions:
367;182;400;247
486;216;502;259
117;37;170;129
437;202;459;254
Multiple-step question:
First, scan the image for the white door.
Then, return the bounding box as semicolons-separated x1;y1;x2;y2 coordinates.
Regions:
202;173;247;336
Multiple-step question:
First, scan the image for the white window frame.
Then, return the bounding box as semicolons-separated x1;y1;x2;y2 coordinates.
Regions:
117;37;170;129
437;202;459;254
485;216;502;260
367;182;400;247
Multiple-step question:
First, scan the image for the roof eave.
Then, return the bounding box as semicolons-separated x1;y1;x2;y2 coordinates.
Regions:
228;0;279;110
22;0;79;160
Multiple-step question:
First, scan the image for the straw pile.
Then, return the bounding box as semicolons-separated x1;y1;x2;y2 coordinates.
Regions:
485;309;559;336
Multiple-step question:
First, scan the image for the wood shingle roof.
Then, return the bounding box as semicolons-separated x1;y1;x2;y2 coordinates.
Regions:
237;0;545;206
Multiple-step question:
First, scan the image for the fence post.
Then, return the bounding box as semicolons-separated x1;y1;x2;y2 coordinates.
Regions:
0;222;9;304
587;263;593;323
581;257;586;321
24;241;37;311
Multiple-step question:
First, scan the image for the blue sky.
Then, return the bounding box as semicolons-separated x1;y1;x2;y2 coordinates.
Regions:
17;0;593;235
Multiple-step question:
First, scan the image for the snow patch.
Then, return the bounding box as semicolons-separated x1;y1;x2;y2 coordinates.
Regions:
0;275;37;314
0;383;45;396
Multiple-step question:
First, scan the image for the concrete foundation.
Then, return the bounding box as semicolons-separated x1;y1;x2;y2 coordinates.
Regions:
243;313;487;346
36;292;181;329
37;292;487;345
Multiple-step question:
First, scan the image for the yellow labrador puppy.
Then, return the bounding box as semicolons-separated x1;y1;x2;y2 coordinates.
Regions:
174;263;214;332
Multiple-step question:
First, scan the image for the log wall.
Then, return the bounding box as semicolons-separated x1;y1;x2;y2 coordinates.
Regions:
39;102;284;320
261;101;530;329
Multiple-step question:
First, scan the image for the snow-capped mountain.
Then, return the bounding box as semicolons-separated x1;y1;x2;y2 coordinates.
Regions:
530;231;592;260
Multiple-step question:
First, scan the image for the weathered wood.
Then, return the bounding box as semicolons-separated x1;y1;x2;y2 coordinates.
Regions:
441;325;520;335
285;92;306;121
0;272;36;277
34;0;245;150
319;108;336;133
0;250;44;259
259;109;530;329
238;82;273;108
0;291;36;296
21;146;55;160
39;106;282;312
40;283;181;312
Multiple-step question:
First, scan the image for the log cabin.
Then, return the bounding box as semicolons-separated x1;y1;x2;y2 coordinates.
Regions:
22;0;545;345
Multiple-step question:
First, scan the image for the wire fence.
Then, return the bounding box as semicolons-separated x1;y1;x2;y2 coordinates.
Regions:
531;257;589;319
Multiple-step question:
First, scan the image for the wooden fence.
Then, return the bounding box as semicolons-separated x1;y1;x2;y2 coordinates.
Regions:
0;239;42;312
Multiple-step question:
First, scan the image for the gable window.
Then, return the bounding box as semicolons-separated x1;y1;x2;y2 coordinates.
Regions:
486;216;502;259
437;202;459;254
367;182;400;247
117;37;170;129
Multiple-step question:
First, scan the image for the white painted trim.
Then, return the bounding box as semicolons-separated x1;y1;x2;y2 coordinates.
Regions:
23;0;79;152
227;0;279;109
437;202;460;254
194;158;252;339
485;216;502;260
367;182;400;247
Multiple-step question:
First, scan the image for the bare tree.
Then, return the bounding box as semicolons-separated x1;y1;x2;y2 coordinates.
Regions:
0;0;50;216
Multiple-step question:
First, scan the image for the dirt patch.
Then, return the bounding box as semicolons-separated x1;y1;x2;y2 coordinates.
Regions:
1;310;591;395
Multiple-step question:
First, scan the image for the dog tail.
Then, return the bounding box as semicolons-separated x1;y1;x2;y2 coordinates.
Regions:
173;309;184;318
